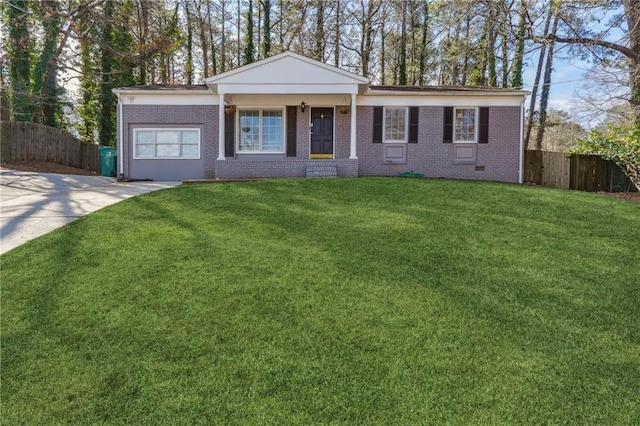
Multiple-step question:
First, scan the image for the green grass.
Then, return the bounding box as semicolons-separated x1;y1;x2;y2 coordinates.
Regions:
2;178;639;425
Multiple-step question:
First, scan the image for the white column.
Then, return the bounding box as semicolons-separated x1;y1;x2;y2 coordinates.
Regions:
217;93;226;160
349;93;357;160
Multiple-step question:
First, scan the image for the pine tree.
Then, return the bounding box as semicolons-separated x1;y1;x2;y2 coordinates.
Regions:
244;0;255;64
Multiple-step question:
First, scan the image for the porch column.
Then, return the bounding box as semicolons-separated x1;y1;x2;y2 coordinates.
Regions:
349;93;357;160
217;93;225;160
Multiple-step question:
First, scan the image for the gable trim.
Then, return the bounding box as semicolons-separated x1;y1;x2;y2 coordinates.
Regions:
205;51;369;86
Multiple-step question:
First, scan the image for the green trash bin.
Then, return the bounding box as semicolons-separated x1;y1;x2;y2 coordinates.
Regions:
99;146;117;177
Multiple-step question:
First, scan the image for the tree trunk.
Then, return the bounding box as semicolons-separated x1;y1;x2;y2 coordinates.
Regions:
380;17;386;84
31;1;62;126
511;0;527;88
624;0;640;123
334;0;340;67
196;0;210;78
398;1;408;85
244;0;255;64
418;1;429;85
535;10;560;152
99;0;115;146
524;2;554;149
185;2;194;84
7;0;33;121
315;0;325;61
262;0;271;58
486;2;497;87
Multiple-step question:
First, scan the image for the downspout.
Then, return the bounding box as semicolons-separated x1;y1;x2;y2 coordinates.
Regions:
117;93;124;178
518;97;525;184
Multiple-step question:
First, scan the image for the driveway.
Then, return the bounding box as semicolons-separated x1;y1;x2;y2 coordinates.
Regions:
0;170;180;255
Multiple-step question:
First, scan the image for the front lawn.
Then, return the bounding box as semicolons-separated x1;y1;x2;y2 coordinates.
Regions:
2;178;639;424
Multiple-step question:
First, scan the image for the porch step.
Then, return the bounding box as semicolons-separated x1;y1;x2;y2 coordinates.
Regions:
306;162;338;178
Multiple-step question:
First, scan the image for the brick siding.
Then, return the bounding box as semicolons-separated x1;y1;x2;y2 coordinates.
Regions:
121;103;520;183
121;104;217;180
357;106;520;183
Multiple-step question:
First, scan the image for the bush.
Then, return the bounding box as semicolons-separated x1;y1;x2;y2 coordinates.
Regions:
573;124;640;190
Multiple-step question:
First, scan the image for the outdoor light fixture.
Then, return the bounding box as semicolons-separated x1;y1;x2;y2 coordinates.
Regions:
300;101;306;112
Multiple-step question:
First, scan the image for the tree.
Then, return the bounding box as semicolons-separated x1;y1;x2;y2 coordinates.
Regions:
534;6;560;151
531;109;586;151
525;0;555;149
261;0;271;58
185;1;194;84
31;0;63;126
244;0;255;64
77;11;100;144
314;0;325;61
4;0;34;121
511;0;527;88
549;0;640;123
398;0;408;85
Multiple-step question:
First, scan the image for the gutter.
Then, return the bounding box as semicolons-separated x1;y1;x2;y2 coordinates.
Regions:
112;89;212;96
518;98;525;184
117;93;124;178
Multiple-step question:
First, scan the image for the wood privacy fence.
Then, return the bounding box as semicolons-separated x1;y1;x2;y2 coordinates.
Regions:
525;150;635;192
1;121;101;173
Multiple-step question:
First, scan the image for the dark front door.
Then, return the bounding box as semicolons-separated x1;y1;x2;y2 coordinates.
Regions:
310;108;334;159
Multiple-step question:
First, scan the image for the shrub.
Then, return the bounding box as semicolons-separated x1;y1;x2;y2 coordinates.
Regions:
573;124;640;190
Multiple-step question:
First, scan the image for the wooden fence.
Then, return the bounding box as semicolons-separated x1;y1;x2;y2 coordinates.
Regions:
525;150;635;192
1;121;100;173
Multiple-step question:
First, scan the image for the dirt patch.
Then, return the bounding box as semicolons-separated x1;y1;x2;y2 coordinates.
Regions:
0;161;99;176
599;191;640;204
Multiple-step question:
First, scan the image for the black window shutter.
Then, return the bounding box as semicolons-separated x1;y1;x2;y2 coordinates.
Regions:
443;106;453;143
286;106;297;157
373;106;383;143
408;106;419;143
224;110;235;157
479;107;489;144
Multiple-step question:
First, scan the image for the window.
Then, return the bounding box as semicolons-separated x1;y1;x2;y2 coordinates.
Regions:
383;107;408;143
134;129;200;159
454;107;477;143
238;109;284;153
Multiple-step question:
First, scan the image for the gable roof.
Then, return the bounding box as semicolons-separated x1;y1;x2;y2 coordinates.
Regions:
205;51;369;95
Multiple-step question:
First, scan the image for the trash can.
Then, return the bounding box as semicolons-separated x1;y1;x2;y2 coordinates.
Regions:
99;146;117;177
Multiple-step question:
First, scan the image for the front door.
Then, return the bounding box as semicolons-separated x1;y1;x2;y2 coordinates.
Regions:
310;108;334;159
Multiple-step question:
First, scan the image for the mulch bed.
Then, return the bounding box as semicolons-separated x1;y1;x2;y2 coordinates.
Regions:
0;161;98;176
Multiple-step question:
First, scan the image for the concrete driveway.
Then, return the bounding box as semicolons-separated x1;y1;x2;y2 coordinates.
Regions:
0;170;180;254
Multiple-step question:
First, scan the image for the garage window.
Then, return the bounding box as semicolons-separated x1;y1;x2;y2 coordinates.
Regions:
134;128;200;159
